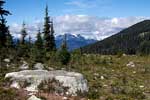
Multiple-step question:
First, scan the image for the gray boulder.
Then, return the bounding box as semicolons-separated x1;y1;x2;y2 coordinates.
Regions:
5;70;88;95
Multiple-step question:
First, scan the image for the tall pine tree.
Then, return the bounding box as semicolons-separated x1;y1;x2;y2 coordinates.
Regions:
0;0;12;71
0;0;11;48
43;5;56;52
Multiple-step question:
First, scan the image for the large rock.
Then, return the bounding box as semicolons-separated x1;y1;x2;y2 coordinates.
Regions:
5;70;88;95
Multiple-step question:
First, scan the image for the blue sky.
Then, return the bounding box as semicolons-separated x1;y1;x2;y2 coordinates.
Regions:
4;0;150;40
5;0;150;24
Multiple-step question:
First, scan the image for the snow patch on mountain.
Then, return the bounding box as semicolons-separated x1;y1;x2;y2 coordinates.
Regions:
56;34;97;50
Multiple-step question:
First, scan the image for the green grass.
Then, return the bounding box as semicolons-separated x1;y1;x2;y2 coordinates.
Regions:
68;54;150;100
0;54;150;100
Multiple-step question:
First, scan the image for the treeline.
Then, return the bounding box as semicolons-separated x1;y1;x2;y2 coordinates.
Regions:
0;1;71;66
82;20;150;55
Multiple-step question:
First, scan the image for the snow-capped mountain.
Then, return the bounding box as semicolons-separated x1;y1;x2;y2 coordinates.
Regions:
13;34;97;50
56;34;97;50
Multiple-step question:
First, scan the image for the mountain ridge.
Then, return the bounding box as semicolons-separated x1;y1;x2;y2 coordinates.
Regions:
81;20;150;54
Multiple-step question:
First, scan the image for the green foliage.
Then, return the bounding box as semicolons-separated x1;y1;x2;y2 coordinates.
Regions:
57;36;70;65
138;40;150;55
0;88;18;100
116;50;124;58
38;78;69;95
20;22;27;45
71;49;82;63
39;96;47;100
58;48;71;65
17;43;30;58
30;30;45;62
87;87;100;99
0;0;11;48
5;32;13;49
35;30;43;50
17;22;30;58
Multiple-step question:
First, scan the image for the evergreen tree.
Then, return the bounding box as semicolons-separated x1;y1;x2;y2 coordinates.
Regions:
43;5;56;52
0;0;12;72
0;0;11;48
35;29;43;50
20;22;27;45
138;40;150;55
31;30;44;62
58;34;71;65
17;22;28;57
35;30;44;62
28;35;32;46
49;20;56;51
27;35;32;53
6;31;13;48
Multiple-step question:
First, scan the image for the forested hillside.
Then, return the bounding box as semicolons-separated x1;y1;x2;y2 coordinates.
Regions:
82;20;150;55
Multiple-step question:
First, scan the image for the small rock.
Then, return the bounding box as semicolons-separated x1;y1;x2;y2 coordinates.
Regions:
94;73;99;76
62;97;68;100
66;92;69;95
103;84;108;87
34;63;44;70
101;76;104;80
20;61;29;70
45;66;54;71
28;95;41;100
139;85;144;88
6;64;10;67
3;58;10;63
122;54;127;56
126;61;135;67
10;81;20;89
133;71;136;74
93;73;99;80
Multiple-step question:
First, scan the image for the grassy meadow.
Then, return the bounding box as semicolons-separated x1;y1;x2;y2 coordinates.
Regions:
67;54;150;100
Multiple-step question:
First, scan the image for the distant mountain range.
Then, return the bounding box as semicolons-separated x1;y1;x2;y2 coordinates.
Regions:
82;20;150;54
56;34;97;50
13;34;97;51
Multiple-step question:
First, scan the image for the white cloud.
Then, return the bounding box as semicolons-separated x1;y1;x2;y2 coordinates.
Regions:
65;0;96;8
64;0;111;14
65;0;110;9
9;15;149;40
